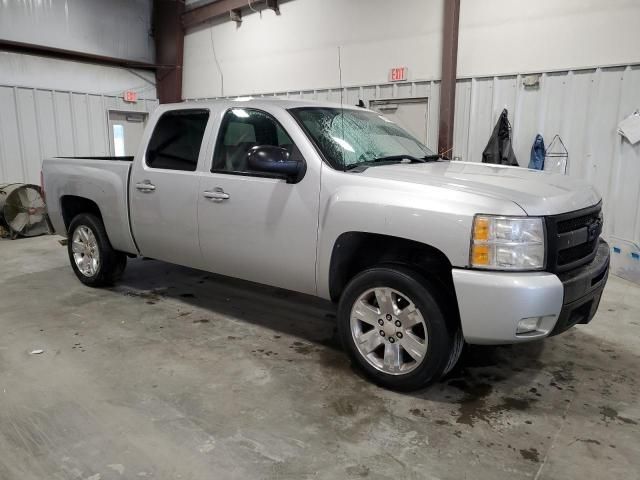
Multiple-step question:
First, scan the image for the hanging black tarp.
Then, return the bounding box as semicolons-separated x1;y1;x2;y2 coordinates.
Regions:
482;109;518;166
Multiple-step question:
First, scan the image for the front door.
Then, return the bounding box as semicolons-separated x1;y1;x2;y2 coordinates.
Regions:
197;107;320;295
129;108;210;268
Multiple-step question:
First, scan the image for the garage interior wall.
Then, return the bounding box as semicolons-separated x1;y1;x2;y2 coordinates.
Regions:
183;0;640;248
0;0;158;185
0;0;154;63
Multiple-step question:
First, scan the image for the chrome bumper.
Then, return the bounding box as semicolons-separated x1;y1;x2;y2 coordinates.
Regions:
452;269;564;344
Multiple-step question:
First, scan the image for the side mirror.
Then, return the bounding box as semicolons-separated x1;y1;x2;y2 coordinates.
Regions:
247;145;301;181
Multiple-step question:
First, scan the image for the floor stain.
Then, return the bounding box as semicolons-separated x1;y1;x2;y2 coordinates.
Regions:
600;406;638;425
449;380;492;426
520;448;540;462
575;438;601;445
449;378;538;426
290;341;316;355
345;464;370;477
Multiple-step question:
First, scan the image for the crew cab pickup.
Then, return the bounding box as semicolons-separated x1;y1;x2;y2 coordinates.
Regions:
43;99;610;390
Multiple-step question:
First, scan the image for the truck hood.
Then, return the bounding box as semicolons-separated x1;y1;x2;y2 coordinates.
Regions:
359;161;600;216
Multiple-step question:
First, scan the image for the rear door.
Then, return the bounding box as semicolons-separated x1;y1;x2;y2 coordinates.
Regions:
129;108;210;268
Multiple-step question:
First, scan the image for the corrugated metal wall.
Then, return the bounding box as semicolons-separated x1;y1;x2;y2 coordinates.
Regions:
190;64;640;246
0;86;159;185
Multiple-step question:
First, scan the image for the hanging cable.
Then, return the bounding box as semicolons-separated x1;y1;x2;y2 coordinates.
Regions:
209;24;225;97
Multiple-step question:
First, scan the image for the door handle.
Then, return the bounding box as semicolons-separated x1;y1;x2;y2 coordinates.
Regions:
203;189;230;201
135;181;156;192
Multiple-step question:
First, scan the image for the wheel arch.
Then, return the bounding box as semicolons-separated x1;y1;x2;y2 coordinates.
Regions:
60;195;103;233
328;232;460;327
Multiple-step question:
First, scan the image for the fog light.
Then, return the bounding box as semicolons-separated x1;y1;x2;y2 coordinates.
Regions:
517;317;541;334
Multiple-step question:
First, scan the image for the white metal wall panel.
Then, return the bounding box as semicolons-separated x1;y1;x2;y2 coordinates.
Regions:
52;92;76;157
35;90;59;161
189;64;640;246
0;87;24;182
15;88;42;184
0;86;159;185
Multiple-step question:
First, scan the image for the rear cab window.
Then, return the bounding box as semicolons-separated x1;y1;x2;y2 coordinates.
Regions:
146;109;210;171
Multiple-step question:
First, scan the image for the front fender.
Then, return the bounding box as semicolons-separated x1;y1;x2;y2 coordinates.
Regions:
315;170;525;299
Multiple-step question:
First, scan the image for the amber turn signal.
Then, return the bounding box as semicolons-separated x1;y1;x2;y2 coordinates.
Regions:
471;244;490;265
473;217;490;242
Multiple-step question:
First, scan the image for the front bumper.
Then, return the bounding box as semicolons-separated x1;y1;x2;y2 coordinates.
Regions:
452;240;610;345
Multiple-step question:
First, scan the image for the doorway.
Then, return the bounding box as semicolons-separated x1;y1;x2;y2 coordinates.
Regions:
107;110;148;157
369;98;429;145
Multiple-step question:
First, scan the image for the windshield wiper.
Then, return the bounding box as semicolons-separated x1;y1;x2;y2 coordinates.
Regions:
371;155;427;164
345;154;441;171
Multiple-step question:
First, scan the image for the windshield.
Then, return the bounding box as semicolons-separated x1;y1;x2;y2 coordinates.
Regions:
289;107;437;170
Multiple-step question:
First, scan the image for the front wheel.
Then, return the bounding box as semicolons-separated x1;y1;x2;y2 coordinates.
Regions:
67;213;127;287
337;266;462;391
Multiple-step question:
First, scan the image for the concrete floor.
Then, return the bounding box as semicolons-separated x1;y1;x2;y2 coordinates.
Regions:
0;236;639;480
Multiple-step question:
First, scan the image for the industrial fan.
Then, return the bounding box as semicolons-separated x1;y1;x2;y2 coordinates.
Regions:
0;183;50;238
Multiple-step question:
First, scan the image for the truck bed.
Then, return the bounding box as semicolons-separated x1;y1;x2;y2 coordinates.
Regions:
55;156;134;162
42;156;138;255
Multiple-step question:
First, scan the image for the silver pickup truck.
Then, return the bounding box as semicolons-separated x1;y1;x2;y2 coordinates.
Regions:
43;99;610;390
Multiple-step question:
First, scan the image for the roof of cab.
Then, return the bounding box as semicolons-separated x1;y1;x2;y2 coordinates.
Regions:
156;97;370;113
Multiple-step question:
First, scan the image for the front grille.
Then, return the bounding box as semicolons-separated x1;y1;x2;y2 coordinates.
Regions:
545;202;602;273
557;238;598;265
557;212;601;234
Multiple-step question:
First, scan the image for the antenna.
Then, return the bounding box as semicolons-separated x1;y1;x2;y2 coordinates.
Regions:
338;46;345;172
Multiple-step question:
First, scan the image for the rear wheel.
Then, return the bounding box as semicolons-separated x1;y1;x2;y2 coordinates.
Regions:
68;213;127;287
337;266;462;391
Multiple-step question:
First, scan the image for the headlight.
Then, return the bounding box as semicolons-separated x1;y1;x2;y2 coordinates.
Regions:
470;215;545;270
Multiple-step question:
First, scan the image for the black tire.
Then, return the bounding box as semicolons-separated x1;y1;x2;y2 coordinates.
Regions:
337;266;461;391
67;213;127;287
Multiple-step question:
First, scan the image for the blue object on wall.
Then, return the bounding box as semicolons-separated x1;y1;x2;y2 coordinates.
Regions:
528;134;545;170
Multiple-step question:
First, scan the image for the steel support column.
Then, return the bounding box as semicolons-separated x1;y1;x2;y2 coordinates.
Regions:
153;0;185;104
438;0;460;159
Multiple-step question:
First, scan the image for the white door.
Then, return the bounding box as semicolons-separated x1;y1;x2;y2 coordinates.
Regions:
108;111;148;156
370;98;429;145
197;107;320;295
129;108;210;268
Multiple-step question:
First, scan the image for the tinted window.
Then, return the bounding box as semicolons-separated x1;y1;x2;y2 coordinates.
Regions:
146;109;209;171
212;108;294;173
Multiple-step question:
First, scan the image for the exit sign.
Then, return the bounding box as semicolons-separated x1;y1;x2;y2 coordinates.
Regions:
389;67;408;82
123;90;138;103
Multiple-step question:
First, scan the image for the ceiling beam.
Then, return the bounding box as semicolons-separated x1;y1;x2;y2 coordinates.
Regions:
182;0;280;30
182;0;250;29
437;0;461;159
0;39;157;70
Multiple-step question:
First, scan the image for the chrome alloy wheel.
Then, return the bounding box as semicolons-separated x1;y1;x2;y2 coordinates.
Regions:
72;225;101;277
350;287;428;375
